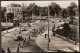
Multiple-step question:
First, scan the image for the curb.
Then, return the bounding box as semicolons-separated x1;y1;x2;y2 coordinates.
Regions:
55;34;78;45
35;30;55;52
35;36;46;52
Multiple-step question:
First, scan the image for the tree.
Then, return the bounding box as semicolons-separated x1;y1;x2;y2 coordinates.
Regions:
62;23;71;38
67;6;76;18
61;8;68;19
49;2;61;17
67;2;77;18
40;7;48;16
1;7;6;12
7;12;14;22
70;2;77;8
67;2;77;24
1;7;6;22
1;10;5;22
23;3;39;17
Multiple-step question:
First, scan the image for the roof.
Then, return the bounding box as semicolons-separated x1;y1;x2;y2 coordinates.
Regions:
8;3;21;7
13;18;19;20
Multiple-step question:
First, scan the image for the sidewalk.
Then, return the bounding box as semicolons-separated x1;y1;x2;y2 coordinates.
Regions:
1;22;13;27
36;30;79;52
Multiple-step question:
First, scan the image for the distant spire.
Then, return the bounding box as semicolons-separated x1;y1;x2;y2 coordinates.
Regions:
24;2;26;6
22;2;24;7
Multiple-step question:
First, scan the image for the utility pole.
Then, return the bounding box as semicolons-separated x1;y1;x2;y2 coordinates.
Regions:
54;10;56;32
6;12;8;33
47;3;50;50
32;10;34;23
22;14;23;25
32;11;33;22
22;2;24;26
39;9;42;29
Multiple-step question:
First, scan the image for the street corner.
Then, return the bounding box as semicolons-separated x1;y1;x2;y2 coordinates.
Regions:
36;34;48;51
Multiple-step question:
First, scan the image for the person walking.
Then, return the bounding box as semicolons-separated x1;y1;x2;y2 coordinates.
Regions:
52;24;56;36
7;47;11;53
39;29;41;36
24;37;27;46
28;35;31;40
23;38;26;45
18;41;21;47
17;46;20;53
2;48;5;53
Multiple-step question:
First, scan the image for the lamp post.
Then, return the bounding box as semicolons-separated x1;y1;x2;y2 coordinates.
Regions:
22;2;24;26
5;12;8;33
22;14;23;25
39;9;42;31
47;3;50;50
32;10;34;23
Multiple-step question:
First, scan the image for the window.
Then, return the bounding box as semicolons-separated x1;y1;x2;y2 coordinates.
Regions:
19;13;20;15
17;13;18;15
15;13;16;15
8;9;11;11
12;8;14;12
15;9;16;11
17;9;19;12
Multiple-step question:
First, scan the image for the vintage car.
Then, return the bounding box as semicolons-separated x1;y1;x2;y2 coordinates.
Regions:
13;18;20;27
14;34;23;41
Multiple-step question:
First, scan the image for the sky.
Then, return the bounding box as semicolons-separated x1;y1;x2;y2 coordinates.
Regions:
1;0;78;8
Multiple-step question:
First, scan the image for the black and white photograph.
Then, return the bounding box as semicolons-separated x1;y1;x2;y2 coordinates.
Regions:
1;0;79;52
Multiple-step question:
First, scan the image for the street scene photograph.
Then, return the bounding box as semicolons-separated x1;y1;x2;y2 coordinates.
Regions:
1;0;79;52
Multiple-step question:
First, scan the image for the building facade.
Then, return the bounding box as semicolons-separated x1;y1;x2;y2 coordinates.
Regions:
6;3;22;19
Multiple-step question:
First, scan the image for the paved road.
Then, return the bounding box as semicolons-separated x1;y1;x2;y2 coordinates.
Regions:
2;20;53;52
1;18;64;52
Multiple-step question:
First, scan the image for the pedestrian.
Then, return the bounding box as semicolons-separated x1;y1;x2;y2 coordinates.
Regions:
20;26;21;29
40;29;42;33
23;40;25;45
38;29;41;35
52;25;56;36
18;41;21;47
28;23;30;27
37;29;39;34
45;34;47;38
30;32;33;37
19;30;21;34
43;27;44;31
2;48;5;53
26;39;30;45
7;47;11;53
49;38;51;42
24;37;27;45
17;46;20;53
28;36;31;40
36;29;38;35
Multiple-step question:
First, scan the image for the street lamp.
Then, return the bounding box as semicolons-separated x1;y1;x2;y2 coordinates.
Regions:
22;9;24;26
20;6;24;29
5;12;8;33
32;10;34;23
39;9;42;33
47;3;50;50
